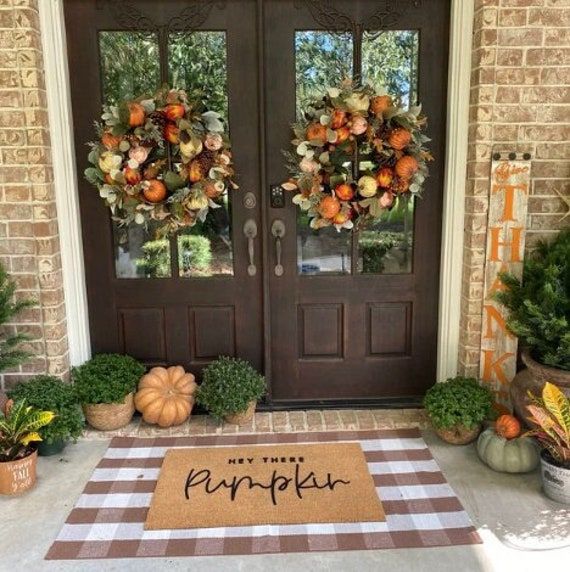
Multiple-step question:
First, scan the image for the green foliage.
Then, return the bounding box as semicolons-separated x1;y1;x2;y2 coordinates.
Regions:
8;376;84;445
0;263;35;373
197;356;266;420
0;399;55;462
135;235;212;278
72;354;145;405
360;231;403;273
423;377;494;430
494;230;570;370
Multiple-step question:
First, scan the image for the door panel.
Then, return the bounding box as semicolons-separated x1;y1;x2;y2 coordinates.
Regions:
64;0;263;372
264;0;450;402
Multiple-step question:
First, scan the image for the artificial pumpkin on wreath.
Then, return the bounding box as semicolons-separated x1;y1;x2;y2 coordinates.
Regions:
134;366;198;428
477;426;539;474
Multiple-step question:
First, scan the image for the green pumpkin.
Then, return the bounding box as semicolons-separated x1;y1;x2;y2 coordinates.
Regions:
477;428;539;473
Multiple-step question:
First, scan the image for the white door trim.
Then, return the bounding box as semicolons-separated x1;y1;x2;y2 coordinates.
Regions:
39;0;472;379
39;0;91;366
437;0;474;381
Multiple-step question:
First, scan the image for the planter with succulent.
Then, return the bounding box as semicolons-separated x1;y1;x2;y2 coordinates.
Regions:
424;377;494;444
493;230;569;422
196;356;266;425
73;354;145;431
8;375;84;456
0;399;54;495
525;382;570;504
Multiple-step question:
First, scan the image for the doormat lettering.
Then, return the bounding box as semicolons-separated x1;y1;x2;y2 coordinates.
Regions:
145;442;385;529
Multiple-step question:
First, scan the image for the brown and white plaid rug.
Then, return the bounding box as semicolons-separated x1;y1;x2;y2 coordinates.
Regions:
46;428;481;560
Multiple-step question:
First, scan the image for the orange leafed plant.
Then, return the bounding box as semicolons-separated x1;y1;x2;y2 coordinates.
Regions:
525;382;570;468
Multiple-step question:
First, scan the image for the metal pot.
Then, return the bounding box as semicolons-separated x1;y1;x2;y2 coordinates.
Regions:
540;451;570;505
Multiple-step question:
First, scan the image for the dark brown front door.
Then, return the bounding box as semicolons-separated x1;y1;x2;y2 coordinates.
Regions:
65;0;449;405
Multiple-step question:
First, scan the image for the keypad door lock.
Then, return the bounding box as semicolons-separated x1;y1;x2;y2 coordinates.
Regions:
270;185;286;208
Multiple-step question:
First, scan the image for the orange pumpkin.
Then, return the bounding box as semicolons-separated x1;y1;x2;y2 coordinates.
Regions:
124;166;141;185
306;123;327;142
134;366;198;427
101;131;122;150
164;103;185;121
143;179;167;203
495;414;521;440
370;95;393;116
395;156;419;179
164;123;180;144
331;109;347;129
388;128;412;150
318;196;341;219
128;102;146;127
335;126;351;143
334;183;354;201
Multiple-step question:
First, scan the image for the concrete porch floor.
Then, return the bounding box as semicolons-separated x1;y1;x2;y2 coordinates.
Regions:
1;427;568;571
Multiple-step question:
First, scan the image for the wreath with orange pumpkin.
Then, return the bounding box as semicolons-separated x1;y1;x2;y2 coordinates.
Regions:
283;83;433;231
85;86;237;237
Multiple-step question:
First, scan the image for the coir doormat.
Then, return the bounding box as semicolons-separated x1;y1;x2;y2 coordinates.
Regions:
46;429;481;560
145;443;385;530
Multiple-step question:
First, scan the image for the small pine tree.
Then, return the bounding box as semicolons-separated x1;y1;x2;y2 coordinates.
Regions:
494;230;570;371
0;264;35;373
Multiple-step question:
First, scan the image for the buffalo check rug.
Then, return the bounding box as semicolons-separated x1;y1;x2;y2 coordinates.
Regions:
46;428;481;560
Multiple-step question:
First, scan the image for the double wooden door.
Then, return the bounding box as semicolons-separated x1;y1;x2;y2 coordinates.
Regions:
65;0;450;406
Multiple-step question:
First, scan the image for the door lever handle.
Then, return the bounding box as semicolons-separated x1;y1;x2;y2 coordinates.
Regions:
243;219;257;276
271;219;286;276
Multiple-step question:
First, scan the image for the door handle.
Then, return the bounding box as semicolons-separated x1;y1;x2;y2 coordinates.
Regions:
243;219;257;276
271;219;286;276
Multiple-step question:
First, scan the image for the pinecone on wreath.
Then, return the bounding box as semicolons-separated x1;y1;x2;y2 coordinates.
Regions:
148;110;168;132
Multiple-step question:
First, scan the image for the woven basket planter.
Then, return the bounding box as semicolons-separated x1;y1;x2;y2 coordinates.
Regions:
434;424;482;445
0;449;38;495
82;392;135;431
224;400;256;426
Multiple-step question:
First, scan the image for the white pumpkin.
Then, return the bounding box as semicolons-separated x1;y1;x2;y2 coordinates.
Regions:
477;428;539;474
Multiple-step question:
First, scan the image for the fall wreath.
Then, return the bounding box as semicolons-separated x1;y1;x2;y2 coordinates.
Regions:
85;86;237;237
283;83;432;231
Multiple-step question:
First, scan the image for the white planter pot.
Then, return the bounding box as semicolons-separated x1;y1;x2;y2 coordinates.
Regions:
540;452;570;505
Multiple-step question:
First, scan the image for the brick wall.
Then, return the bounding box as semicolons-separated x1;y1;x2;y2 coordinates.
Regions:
459;0;570;378
0;0;69;390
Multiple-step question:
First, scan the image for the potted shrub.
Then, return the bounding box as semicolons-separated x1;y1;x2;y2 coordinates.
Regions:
526;382;570;504
424;377;494;444
0;399;54;495
197;356;266;425
8;375;84;456
494;230;569;420
73;353;145;431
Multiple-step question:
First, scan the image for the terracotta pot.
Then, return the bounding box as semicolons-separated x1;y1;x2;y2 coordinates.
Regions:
82;392;134;431
434;424;482;445
511;350;570;427
0;449;38;495
224;401;256;426
540;451;570;505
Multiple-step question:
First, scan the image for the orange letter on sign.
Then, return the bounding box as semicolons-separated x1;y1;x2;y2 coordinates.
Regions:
483;304;510;339
482;350;514;385
489;263;509;294
489;227;523;262
492;183;527;222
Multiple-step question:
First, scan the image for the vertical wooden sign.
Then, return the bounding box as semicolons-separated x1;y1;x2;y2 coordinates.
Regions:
479;153;531;411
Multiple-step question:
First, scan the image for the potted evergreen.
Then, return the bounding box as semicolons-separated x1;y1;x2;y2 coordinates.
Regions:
424;377;494;444
526;382;570;504
9;375;84;456
0;399;54;495
73;354;145;431
494;230;569;419
197;356;266;425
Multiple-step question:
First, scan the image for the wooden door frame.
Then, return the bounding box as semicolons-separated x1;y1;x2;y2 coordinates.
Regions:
39;0;474;383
